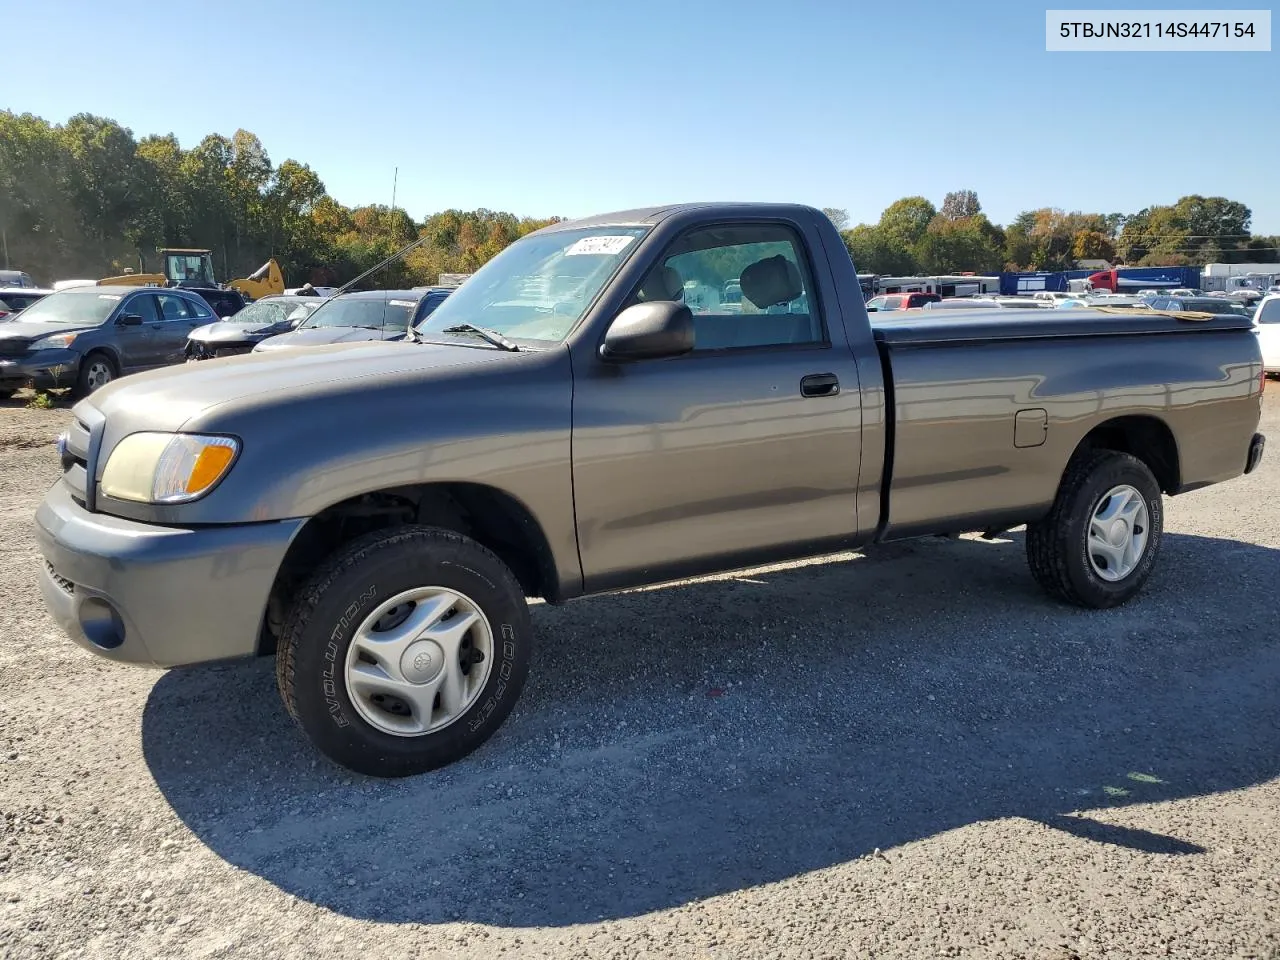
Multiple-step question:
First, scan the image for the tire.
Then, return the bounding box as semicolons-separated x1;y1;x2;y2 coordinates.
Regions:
1026;449;1163;609
74;351;117;397
0;388;14;400
276;524;532;778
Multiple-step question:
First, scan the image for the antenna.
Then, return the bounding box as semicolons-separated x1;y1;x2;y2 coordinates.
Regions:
333;234;429;296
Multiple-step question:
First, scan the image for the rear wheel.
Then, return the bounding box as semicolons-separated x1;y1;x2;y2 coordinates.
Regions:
276;525;533;778
1026;450;1163;609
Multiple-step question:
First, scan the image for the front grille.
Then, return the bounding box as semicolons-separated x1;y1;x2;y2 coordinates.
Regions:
60;412;100;509
44;560;74;595
0;342;29;360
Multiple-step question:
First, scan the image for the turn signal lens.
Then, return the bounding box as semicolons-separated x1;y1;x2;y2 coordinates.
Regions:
184;444;236;493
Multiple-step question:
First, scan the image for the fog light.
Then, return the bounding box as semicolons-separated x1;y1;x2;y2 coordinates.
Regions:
79;598;125;650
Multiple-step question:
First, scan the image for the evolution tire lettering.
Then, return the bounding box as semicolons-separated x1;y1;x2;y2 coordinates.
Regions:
321;584;378;728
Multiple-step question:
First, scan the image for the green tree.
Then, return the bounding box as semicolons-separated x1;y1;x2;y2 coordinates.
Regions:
916;214;1005;274
821;207;850;231
879;196;936;252
940;189;981;221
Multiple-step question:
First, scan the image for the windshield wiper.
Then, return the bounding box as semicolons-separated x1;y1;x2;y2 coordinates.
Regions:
440;323;520;352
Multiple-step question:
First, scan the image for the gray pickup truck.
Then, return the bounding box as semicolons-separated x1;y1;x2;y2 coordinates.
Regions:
33;203;1267;778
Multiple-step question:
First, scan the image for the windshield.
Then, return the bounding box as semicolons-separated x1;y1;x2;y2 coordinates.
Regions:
300;296;417;331
9;289;122;325
232;298;323;326
416;226;649;343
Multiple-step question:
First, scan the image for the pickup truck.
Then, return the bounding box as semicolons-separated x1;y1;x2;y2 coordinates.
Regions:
33;203;1267;779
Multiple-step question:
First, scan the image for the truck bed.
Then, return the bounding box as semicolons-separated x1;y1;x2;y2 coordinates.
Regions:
870;308;1254;346
870;307;1262;542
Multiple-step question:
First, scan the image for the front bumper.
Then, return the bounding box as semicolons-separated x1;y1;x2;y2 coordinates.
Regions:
34;480;305;667
185;340;256;361
0;349;80;389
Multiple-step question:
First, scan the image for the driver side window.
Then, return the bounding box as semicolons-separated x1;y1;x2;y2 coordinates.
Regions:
630;223;824;351
124;294;160;323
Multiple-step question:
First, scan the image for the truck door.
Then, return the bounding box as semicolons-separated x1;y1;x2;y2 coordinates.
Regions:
571;220;864;590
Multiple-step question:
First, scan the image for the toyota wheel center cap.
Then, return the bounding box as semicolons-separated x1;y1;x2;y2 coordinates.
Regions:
401;639;445;684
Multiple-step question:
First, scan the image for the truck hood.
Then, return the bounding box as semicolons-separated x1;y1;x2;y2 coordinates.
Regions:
253;326;406;351
188;319;295;344
80;339;534;433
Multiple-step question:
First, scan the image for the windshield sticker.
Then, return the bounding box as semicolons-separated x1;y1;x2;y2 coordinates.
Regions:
389;299;416;307
98;294;122;300
564;235;636;256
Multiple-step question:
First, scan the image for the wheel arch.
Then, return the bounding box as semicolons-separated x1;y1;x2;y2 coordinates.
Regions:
1069;415;1180;494
258;481;561;656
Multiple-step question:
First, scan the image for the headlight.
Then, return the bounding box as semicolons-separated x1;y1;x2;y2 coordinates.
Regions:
34;331;79;349
100;432;240;504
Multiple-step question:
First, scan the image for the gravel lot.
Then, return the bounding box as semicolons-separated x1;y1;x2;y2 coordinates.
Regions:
1;390;1278;960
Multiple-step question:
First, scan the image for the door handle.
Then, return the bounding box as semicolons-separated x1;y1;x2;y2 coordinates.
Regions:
800;373;839;397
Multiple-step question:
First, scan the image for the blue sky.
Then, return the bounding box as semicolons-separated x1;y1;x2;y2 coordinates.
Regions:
2;0;1276;231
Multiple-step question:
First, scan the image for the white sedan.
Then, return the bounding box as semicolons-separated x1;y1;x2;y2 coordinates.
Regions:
1255;294;1280;374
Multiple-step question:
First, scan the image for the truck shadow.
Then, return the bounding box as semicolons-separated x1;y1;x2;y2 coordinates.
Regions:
141;531;1280;928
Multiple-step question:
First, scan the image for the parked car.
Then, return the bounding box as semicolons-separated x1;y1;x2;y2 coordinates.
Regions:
1143;295;1251;317
926;296;1047;310
0;269;37;288
1031;291;1076;305
251;287;452;353
32;202;1266;778
1254;293;1280;375
185;295;330;360
284;285;339;297
865;292;941;311
0;287;53;320
0;284;216;398
187;287;248;319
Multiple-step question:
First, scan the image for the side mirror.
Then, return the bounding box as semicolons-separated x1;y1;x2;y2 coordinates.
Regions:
865;305;878;312
117;313;144;326
599;301;695;362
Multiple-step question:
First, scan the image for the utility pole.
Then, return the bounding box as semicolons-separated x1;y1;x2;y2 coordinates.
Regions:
1;228;8;269
391;167;398;211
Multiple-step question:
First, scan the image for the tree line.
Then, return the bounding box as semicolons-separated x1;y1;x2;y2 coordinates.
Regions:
2;111;1277;290
824;190;1280;278
0;111;561;289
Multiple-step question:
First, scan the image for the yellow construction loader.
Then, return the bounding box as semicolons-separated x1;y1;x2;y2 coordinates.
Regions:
97;249;285;300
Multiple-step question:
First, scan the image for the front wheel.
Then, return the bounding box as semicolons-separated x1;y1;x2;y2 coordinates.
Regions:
1026;450;1163;609
276;525;532;777
74;352;116;397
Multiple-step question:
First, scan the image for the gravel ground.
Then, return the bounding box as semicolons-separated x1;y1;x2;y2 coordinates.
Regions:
1;390;1278;960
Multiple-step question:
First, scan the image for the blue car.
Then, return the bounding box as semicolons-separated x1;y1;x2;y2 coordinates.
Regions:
0;284;217;398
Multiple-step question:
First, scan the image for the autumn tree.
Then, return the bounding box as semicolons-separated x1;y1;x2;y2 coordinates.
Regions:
1071;230;1116;263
